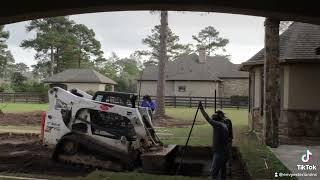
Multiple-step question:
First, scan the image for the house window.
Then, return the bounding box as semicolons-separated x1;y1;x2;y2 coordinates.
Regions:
178;86;186;92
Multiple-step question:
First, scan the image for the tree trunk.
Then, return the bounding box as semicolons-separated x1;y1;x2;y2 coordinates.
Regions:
56;48;60;73
155;11;168;118
78;47;81;68
263;18;280;148
50;45;54;76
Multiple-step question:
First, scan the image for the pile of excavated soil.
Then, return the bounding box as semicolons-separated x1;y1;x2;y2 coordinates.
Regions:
0;133;247;179
0;112;205;128
0;112;42;126
0;133;87;177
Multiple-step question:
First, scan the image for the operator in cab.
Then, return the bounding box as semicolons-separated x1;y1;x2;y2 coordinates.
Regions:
141;95;157;120
199;102;229;180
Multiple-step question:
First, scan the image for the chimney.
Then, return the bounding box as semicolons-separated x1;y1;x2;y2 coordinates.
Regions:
198;48;207;63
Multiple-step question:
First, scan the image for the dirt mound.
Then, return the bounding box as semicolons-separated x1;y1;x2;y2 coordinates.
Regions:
0;134;246;179
0;133;88;177
0;112;42;126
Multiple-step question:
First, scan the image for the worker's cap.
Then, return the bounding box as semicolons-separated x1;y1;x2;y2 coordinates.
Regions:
216;110;225;116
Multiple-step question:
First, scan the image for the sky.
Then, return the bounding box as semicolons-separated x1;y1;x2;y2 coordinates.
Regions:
4;11;265;67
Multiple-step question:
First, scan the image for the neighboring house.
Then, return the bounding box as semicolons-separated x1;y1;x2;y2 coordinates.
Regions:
44;69;117;92
138;51;248;97
240;22;320;144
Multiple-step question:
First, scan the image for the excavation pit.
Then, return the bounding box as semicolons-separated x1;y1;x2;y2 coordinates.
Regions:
142;145;247;178
0;133;248;179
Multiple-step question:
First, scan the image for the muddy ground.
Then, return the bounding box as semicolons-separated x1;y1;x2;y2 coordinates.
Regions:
0;113;245;179
0;112;42;126
0;133;89;177
0;111;203;128
0;133;246;179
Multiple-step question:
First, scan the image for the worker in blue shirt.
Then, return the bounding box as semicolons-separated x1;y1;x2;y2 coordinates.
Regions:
141;95;157;112
141;95;149;107
141;95;157;121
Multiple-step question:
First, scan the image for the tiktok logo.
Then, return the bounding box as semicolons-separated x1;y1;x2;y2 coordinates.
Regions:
301;149;312;163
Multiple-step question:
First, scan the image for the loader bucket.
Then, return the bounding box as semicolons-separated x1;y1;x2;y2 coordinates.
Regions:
141;145;212;176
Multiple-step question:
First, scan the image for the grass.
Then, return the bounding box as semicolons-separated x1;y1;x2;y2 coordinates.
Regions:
0;104;293;179
0;103;48;113
160;107;247;145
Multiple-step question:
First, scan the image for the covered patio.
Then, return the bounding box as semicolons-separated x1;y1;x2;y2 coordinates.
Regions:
1;1;320;179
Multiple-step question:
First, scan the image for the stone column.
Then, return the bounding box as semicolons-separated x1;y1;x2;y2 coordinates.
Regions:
263;18;280;148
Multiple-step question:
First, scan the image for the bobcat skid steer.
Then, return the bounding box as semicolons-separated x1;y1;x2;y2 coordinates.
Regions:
41;87;177;172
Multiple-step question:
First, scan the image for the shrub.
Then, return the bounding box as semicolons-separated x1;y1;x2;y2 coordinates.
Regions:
0;83;14;92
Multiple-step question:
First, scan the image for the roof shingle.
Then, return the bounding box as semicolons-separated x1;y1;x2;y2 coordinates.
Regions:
241;22;320;70
44;69;117;85
141;54;248;81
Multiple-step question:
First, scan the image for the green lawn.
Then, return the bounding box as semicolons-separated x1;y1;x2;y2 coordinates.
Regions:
0;103;48;113
161;107;248;145
0;104;293;179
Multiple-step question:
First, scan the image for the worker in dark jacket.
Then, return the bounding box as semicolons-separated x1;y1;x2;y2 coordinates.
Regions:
199;103;229;180
217;110;233;176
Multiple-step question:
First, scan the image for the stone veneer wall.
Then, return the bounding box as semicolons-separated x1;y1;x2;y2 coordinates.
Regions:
282;110;320;137
221;78;249;97
279;109;320;144
250;108;263;140
250;108;320;145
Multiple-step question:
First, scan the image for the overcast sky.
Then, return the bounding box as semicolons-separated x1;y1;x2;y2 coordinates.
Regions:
4;11;265;67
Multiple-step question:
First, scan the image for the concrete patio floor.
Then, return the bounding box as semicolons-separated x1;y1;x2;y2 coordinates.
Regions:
271;145;320;180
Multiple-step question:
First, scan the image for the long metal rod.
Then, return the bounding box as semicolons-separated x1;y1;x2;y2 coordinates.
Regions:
214;89;217;113
176;102;200;175
137;69;144;106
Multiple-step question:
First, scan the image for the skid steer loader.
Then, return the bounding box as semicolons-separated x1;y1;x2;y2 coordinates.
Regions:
41;87;213;176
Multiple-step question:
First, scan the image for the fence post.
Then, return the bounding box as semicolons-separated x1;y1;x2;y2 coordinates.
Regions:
26;93;28;103
189;97;192;108
220;97;223;109
13;93;16;103
174;96;176;108
204;97;207;108
41;94;44;103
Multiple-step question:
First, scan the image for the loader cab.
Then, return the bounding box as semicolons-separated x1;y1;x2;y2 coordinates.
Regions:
92;91;137;108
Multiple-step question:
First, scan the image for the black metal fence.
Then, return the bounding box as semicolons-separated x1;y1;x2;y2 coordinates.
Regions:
0;92;47;103
0;92;249;108
139;96;249;109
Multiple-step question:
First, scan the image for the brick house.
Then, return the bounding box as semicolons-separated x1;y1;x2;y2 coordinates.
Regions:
240;22;320;144
138;51;249;98
44;69;117;92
